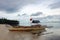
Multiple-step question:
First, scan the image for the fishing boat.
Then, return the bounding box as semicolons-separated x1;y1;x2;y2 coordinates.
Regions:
8;18;46;35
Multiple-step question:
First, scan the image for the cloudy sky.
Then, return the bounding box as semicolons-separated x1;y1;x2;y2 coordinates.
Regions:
0;0;60;20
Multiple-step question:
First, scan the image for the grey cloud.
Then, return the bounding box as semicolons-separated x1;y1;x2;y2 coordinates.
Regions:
22;14;27;16
0;0;44;13
43;15;60;20
49;0;60;9
31;12;43;16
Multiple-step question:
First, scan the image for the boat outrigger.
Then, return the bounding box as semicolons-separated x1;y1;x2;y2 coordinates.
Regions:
8;18;46;35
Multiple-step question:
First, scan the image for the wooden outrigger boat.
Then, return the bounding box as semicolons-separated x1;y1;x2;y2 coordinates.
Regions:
8;18;46;35
8;25;46;35
9;25;45;31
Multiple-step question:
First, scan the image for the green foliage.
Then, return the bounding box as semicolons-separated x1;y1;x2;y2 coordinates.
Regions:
0;18;19;26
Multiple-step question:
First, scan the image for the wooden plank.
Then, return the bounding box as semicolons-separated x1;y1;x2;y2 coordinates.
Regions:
8;27;45;31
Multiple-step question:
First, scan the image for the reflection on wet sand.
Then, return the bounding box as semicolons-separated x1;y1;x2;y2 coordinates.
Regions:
7;31;33;40
0;24;60;40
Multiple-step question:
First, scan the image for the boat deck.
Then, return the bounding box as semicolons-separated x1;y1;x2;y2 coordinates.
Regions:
8;25;46;34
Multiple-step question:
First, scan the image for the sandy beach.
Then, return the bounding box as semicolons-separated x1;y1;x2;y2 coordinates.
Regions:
0;24;60;40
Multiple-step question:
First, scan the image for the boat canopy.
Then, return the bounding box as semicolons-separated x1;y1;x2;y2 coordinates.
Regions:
32;20;40;23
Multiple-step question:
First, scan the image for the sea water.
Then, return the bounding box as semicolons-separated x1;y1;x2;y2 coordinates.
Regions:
18;18;60;29
40;22;60;29
18;16;60;29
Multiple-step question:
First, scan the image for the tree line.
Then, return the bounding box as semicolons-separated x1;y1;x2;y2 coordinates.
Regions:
0;18;19;26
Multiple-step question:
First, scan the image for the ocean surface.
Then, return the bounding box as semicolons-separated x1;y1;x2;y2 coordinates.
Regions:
41;22;60;29
19;19;60;29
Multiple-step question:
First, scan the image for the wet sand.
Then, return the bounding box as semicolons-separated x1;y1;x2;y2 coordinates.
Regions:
0;24;60;40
